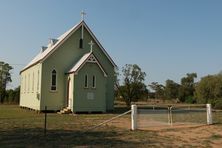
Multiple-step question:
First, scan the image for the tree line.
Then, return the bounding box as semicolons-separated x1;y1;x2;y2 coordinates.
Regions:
0;61;20;104
1;61;222;108
116;64;222;109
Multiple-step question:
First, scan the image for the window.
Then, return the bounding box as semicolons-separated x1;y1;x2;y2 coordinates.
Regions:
92;75;96;88
51;69;57;91
84;74;88;88
79;38;83;49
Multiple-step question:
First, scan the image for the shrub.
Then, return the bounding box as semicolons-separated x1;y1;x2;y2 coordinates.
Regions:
213;98;222;109
185;96;196;104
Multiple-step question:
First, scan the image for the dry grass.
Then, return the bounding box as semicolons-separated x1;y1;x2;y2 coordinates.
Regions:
1;105;222;147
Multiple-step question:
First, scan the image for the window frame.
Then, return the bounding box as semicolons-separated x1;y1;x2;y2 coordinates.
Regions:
50;69;57;91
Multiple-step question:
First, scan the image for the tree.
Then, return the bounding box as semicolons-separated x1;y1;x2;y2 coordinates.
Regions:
165;79;180;99
0;61;13;103
178;73;197;102
218;70;222;75
115;64;146;107
148;82;165;99
4;86;20;104
195;74;222;108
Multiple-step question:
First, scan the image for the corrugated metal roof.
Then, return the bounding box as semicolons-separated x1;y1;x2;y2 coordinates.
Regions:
68;52;107;77
20;20;116;74
68;52;91;73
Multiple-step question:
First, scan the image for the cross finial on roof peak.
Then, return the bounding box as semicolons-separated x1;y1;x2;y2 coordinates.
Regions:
81;11;86;21
89;40;94;53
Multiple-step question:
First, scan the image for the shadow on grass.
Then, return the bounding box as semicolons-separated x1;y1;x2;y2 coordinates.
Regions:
111;106;131;114
0;127;139;147
73;106;131;115
212;122;222;125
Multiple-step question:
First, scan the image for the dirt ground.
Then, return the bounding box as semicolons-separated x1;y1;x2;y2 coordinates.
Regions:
108;117;222;147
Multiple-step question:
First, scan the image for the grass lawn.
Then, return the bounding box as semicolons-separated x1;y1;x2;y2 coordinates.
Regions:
1;105;222;147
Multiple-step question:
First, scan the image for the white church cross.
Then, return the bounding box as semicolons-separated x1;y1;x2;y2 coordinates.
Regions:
89;40;94;53
81;11;86;21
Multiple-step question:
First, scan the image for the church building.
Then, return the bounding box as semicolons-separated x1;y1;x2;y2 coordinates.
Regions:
19;15;116;113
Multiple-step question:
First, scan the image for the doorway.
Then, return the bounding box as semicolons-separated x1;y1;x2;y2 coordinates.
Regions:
67;78;71;108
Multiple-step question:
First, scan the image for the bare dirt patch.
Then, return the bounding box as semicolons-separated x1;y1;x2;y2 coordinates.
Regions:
108;116;222;147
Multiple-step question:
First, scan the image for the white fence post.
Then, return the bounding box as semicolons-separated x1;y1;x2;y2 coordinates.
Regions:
206;104;213;125
131;105;137;130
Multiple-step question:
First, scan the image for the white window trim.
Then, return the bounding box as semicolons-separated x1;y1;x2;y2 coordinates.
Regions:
50;69;57;92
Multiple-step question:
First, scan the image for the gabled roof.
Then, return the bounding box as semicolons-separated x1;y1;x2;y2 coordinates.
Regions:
68;52;107;77
20;20;116;73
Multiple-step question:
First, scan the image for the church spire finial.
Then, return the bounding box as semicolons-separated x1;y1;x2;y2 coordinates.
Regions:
81;11;86;21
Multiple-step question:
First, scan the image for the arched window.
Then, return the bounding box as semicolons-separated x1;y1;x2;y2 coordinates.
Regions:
51;69;57;91
92;75;96;88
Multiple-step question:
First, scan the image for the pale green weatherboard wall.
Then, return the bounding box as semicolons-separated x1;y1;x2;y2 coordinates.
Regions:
20;63;42;110
73;62;106;112
40;24;114;111
83;27;115;111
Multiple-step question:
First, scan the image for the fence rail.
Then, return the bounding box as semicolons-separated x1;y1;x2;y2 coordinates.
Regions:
131;104;213;130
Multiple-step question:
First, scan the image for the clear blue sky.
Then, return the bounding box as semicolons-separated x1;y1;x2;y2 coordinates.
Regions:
1;0;222;89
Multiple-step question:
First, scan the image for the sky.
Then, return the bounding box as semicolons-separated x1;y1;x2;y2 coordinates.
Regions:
0;0;222;89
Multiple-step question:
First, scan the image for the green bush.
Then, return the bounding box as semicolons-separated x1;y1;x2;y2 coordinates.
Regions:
213;98;222;109
185;96;196;104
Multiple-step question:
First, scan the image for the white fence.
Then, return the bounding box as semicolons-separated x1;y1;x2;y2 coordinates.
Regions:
131;104;213;130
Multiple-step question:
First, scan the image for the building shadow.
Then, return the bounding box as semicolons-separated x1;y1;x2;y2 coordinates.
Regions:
0;127;139;147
